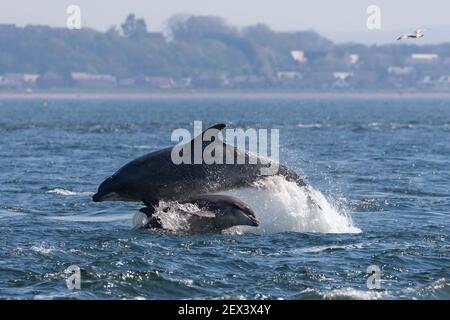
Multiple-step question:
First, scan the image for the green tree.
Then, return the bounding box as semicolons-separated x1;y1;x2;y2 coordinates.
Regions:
121;14;147;38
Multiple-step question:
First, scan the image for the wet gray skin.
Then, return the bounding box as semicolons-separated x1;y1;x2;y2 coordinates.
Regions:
93;123;306;206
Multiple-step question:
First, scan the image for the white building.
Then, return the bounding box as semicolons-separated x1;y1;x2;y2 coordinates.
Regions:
277;71;302;80
290;51;307;63
421;75;450;84
23;74;39;84
0;73;39;88
346;53;359;65
333;72;353;80
388;66;414;76
71;72;117;87
410;53;439;62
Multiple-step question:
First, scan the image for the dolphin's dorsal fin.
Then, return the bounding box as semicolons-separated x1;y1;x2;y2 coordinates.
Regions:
192;123;226;144
202;123;226;136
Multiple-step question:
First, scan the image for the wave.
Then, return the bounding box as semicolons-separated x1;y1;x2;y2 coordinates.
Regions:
0;208;26;219
297;123;324;129
47;188;93;196
120;144;154;150
296;122;448;131
295;278;449;300
293;243;364;253
403;278;449;299
296;287;387;300
48;213;132;222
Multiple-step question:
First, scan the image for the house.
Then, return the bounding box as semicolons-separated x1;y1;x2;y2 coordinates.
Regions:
333;72;353;81
410;53;439;63
419;75;450;90
0;76;11;88
23;74;39;85
277;71;302;80
71;72;117;88
0;73;23;88
420;75;450;84
290;51;307;63
332;72;353;89
118;78;136;87
191;75;230;88
439;75;450;83
135;76;174;89
345;53;359;65
388;66;413;76
146;77;173;89
0;73;40;88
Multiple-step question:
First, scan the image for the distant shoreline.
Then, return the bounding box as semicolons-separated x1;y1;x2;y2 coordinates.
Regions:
2;91;450;100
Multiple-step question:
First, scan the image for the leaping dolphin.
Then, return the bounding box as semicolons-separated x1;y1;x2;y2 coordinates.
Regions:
93;123;306;207
138;194;259;234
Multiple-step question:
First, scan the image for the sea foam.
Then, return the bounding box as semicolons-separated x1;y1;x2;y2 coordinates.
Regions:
224;176;360;234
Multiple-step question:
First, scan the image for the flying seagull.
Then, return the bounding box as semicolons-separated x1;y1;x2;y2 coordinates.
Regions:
397;29;425;41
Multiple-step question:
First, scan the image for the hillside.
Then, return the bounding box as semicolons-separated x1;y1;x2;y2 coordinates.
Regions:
1;14;450;91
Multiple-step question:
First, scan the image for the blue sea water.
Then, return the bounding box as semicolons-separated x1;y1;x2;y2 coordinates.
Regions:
0;97;448;299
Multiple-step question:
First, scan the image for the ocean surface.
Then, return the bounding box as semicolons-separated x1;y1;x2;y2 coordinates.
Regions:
0;97;448;300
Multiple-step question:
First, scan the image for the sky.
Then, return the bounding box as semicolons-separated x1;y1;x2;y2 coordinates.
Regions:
1;0;449;44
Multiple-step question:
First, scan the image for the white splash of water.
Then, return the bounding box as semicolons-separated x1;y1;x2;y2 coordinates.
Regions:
297;123;323;128
132;202;196;231
321;287;386;300
223;176;360;234
47;188;93;196
132;211;149;229
30;244;57;255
